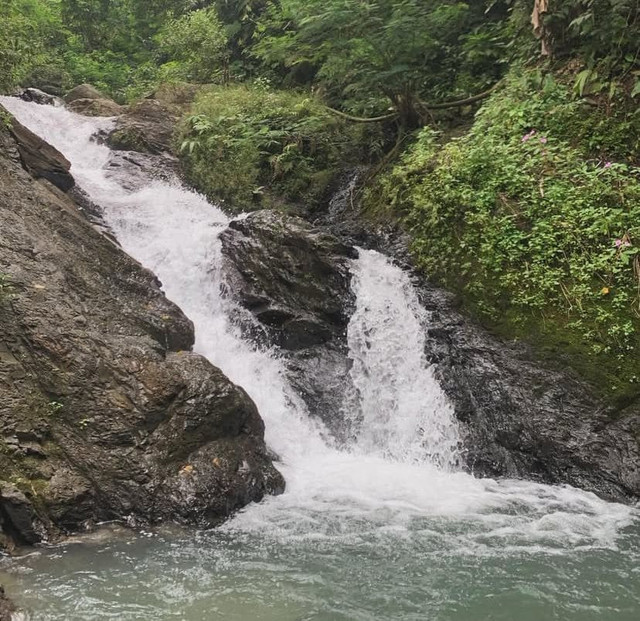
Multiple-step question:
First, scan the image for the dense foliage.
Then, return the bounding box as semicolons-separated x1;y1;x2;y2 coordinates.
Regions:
253;0;514;123
366;70;640;401
156;7;227;83
179;84;382;210
0;0;64;92
1;0;639;394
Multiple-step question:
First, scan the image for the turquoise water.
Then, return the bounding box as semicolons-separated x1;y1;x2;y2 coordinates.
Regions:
2;513;639;621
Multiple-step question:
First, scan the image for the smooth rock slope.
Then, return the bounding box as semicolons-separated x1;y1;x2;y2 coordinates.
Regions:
0;107;284;550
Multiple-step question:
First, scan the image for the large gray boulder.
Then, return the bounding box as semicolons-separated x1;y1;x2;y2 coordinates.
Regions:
0;106;283;548
63;83;106;103
107;99;179;154
64;84;124;117
220;210;357;437
66;98;124;117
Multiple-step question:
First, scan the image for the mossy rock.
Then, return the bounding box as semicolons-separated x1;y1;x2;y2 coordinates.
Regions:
107;127;150;153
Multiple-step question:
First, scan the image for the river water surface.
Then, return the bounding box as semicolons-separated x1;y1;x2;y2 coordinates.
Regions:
1;97;638;621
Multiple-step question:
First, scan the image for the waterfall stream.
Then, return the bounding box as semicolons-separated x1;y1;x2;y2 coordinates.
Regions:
1;97;638;621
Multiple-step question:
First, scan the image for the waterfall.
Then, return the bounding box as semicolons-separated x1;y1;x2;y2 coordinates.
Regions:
1;94;634;544
2;96;638;621
0;95;462;474
346;249;460;468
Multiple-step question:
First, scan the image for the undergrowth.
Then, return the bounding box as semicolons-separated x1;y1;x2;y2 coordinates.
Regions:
178;83;384;211
365;68;640;405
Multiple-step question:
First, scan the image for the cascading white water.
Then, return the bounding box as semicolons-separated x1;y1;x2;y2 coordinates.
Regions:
346;250;460;468
2;96;639;621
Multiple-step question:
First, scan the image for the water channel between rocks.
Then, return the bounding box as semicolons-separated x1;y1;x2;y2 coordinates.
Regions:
1;97;639;621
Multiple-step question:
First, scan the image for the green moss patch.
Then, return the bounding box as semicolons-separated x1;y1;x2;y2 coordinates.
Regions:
365;68;640;404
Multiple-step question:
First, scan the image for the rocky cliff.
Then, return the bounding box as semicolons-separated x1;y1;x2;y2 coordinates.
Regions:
0;106;284;552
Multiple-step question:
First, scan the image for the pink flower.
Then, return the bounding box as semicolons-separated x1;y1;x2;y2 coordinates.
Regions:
521;130;536;143
539;137;547;144
604;161;612;169
615;239;623;247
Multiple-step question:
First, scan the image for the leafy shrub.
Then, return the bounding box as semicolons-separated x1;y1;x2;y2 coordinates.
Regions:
0;0;65;92
253;0;514;124
366;69;640;401
156;7;228;83
62;48;135;99
179;83;383;210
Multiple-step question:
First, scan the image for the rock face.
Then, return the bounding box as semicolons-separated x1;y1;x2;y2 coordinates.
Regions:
220;211;357;435
419;286;640;501
7;116;74;192
0;586;14;621
106;99;179;154
64;84;124;117
0;107;283;548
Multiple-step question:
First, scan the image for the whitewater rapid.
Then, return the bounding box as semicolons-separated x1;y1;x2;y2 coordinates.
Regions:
1;94;635;555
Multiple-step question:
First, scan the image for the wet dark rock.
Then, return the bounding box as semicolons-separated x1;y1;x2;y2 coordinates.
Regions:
0;586;15;621
20;88;62;107
0;484;44;545
0;108;283;548
220;210;357;436
418;287;640;502
106;99;179;155
7;115;74;192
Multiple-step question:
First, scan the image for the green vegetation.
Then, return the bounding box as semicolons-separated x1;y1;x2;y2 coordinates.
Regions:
0;273;14;300
47;400;64;415
253;0;512;125
366;69;640;402
0;0;64;92
156;7;227;84
179;83;382;210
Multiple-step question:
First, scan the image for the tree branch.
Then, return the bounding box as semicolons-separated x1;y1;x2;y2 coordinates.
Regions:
325;107;398;123
325;82;501;123
418;83;500;110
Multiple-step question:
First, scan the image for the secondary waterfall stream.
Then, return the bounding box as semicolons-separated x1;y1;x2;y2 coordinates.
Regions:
1;97;639;620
